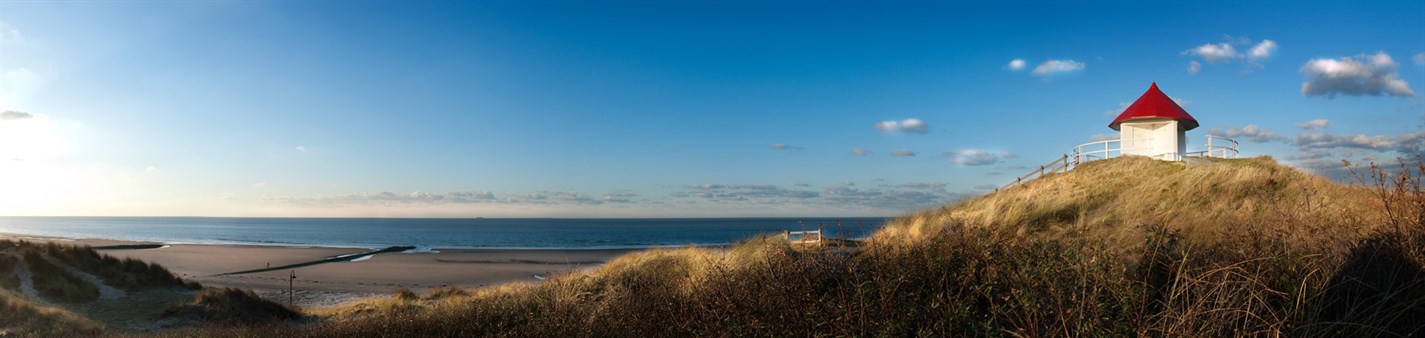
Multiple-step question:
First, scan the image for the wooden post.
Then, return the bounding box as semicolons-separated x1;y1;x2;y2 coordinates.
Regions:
288;270;296;307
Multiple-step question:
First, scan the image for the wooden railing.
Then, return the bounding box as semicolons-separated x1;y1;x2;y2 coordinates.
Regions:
999;154;1070;190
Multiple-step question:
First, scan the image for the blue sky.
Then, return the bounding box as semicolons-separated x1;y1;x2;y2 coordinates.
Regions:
1;0;1422;217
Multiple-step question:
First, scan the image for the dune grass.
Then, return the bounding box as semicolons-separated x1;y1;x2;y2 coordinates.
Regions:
0;255;20;292
21;249;100;304
24;156;1425;336
35;242;199;291
0;291;105;337
141;156;1425;337
158;288;301;326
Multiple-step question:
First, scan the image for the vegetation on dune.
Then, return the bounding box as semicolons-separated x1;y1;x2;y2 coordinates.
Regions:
22;249;100;304
0;255;20;291
0;240;207;336
36;242;200;291
159;288;301;326
0;292;105;337
177;156;1411;337
8;156;1425;337
885;157;1380;250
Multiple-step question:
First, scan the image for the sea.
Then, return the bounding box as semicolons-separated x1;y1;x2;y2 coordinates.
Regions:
0;217;888;251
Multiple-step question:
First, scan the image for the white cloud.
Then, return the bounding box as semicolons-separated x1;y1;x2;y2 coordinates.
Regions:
890;149;916;157
254;181;269;188
851;147;872;156
821;186;962;209
1284;149;1334;161
874;118;929;134
943;149;1008;166
1006;59;1026;71
601;192;638;203
145;166;158;173
0;110;33;120
770;143;803;151
673;184;820;201
1207;124;1286;143
1294;130;1425;153
1031;60;1085;76
896;182;947;190
1414;52;1425;65
279;190;507;206
1301;52;1415;98
1181;37;1278;73
1184;43;1241;63
295;146;308;153
1247;40;1277;60
1295;119;1330;130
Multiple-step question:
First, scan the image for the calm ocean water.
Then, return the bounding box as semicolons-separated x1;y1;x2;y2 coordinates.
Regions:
0;217;887;250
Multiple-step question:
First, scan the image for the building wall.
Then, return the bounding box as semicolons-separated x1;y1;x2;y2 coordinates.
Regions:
1119;119;1183;161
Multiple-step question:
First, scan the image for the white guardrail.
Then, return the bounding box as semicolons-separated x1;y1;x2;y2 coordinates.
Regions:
1000;135;1239;190
784;229;822;244
1186;135;1240;159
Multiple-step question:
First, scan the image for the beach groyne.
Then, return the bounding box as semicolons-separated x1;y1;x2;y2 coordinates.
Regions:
211;246;416;276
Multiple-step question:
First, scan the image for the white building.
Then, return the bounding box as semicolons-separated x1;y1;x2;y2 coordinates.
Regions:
1107;82;1199;161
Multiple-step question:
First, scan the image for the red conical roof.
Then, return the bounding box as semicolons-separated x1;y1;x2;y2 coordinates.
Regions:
1109;83;1198;131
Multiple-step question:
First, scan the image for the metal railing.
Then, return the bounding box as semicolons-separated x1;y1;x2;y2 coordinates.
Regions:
1070;138;1152;165
1001;135;1241;190
784;229;822;244
1192;135;1239;159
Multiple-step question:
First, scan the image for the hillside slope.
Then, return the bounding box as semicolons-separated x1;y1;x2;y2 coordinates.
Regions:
881;156;1385;251
155;156;1421;337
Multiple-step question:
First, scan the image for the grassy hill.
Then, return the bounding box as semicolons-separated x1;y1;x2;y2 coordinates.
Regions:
5;156;1423;336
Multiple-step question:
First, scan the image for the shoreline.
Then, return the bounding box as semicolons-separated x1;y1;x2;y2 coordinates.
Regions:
0;232;646;308
0;230;733;251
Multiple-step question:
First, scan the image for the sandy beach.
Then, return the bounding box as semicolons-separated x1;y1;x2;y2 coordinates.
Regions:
0;232;639;307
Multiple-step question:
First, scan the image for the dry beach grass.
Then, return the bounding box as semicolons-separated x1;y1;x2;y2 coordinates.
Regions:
135;156;1424;337
2;156;1422;336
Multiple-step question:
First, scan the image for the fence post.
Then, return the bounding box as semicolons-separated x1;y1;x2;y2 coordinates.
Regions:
1208;136;1212;158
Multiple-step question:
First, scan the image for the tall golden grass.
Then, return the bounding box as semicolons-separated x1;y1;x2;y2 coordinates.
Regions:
134;157;1425;336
